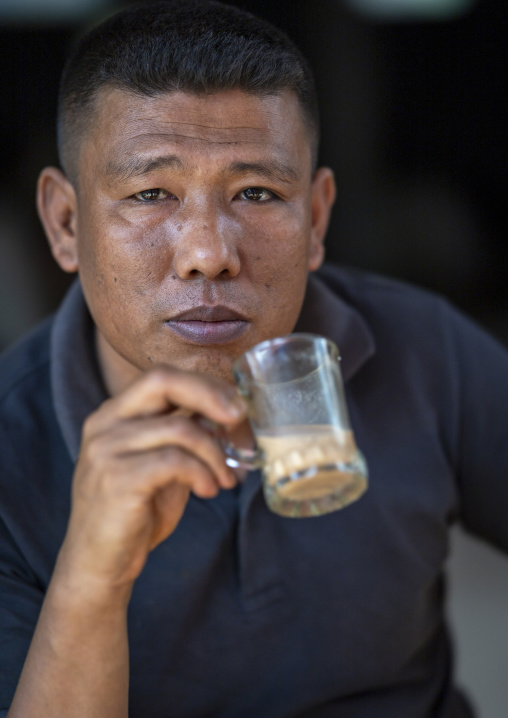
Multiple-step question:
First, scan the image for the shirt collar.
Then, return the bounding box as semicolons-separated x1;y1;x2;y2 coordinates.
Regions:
51;271;376;462
295;271;376;382
51;280;108;462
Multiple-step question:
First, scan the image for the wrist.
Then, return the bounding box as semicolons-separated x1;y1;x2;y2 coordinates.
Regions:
49;549;134;616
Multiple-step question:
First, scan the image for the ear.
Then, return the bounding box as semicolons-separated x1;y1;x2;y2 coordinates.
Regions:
37;167;79;273
308;167;336;271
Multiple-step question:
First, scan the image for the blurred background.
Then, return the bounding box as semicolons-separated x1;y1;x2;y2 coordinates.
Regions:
1;0;507;714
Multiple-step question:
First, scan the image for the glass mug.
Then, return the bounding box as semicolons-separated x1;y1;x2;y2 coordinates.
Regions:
224;333;368;518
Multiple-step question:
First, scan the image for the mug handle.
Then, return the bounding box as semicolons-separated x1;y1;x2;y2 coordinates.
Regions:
223;442;263;470
199;418;263;471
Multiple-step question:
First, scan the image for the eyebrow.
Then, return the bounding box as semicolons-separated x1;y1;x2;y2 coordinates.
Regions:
225;161;299;184
104;154;184;181
104;154;299;184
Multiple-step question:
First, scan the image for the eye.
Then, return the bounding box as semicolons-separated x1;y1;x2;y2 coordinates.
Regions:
239;187;275;202
133;188;171;202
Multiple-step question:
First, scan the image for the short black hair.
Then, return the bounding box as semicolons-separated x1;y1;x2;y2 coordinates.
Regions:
58;0;320;182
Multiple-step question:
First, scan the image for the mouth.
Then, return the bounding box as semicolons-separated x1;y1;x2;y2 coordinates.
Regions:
164;305;250;345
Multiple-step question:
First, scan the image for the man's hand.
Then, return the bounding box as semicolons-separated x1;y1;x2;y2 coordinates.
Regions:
58;366;247;592
8;366;246;718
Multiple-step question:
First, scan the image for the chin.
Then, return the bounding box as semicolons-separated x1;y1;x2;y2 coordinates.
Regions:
158;348;238;384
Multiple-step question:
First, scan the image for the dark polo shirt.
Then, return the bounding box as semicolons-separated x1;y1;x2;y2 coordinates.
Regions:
2;264;508;717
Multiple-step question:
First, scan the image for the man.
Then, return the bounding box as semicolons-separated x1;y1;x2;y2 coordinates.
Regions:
1;1;507;716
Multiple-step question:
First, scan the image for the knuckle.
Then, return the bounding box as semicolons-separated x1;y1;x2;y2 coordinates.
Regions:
159;444;188;468
145;365;176;388
158;446;209;482
82;412;99;440
81;432;111;465
168;415;199;441
82;397;115;438
167;417;223;464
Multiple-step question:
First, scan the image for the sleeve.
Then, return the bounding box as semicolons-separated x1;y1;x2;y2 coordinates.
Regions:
0;512;45;712
446;302;508;553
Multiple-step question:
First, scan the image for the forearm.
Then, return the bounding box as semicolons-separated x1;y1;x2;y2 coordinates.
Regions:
7;558;132;718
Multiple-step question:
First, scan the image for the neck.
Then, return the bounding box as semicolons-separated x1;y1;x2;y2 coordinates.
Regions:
95;329;142;397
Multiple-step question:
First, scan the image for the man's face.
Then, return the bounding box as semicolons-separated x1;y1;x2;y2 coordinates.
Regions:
53;88;334;384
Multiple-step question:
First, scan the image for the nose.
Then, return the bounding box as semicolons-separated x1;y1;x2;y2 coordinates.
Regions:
172;203;241;280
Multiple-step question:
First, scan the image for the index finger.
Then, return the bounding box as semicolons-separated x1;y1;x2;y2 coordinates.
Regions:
89;366;247;433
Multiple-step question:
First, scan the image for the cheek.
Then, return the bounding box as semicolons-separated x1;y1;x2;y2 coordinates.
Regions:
75;215;173;349
243;217;311;333
78;208;172;294
244;208;312;285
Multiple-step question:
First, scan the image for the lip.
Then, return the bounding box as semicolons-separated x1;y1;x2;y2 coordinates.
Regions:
164;305;250;345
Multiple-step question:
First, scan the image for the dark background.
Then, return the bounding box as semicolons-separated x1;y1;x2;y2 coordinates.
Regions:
1;0;507;350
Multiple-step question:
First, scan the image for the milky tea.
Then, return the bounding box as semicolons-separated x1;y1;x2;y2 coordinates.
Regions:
230;334;368;518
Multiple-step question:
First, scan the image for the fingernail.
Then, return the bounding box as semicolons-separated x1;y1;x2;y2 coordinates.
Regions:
228;396;246;418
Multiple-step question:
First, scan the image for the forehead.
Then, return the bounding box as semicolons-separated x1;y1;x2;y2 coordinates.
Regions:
80;87;312;179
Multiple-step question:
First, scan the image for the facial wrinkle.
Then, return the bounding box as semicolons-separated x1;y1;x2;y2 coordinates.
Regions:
105;153;185;182
124;118;271;142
